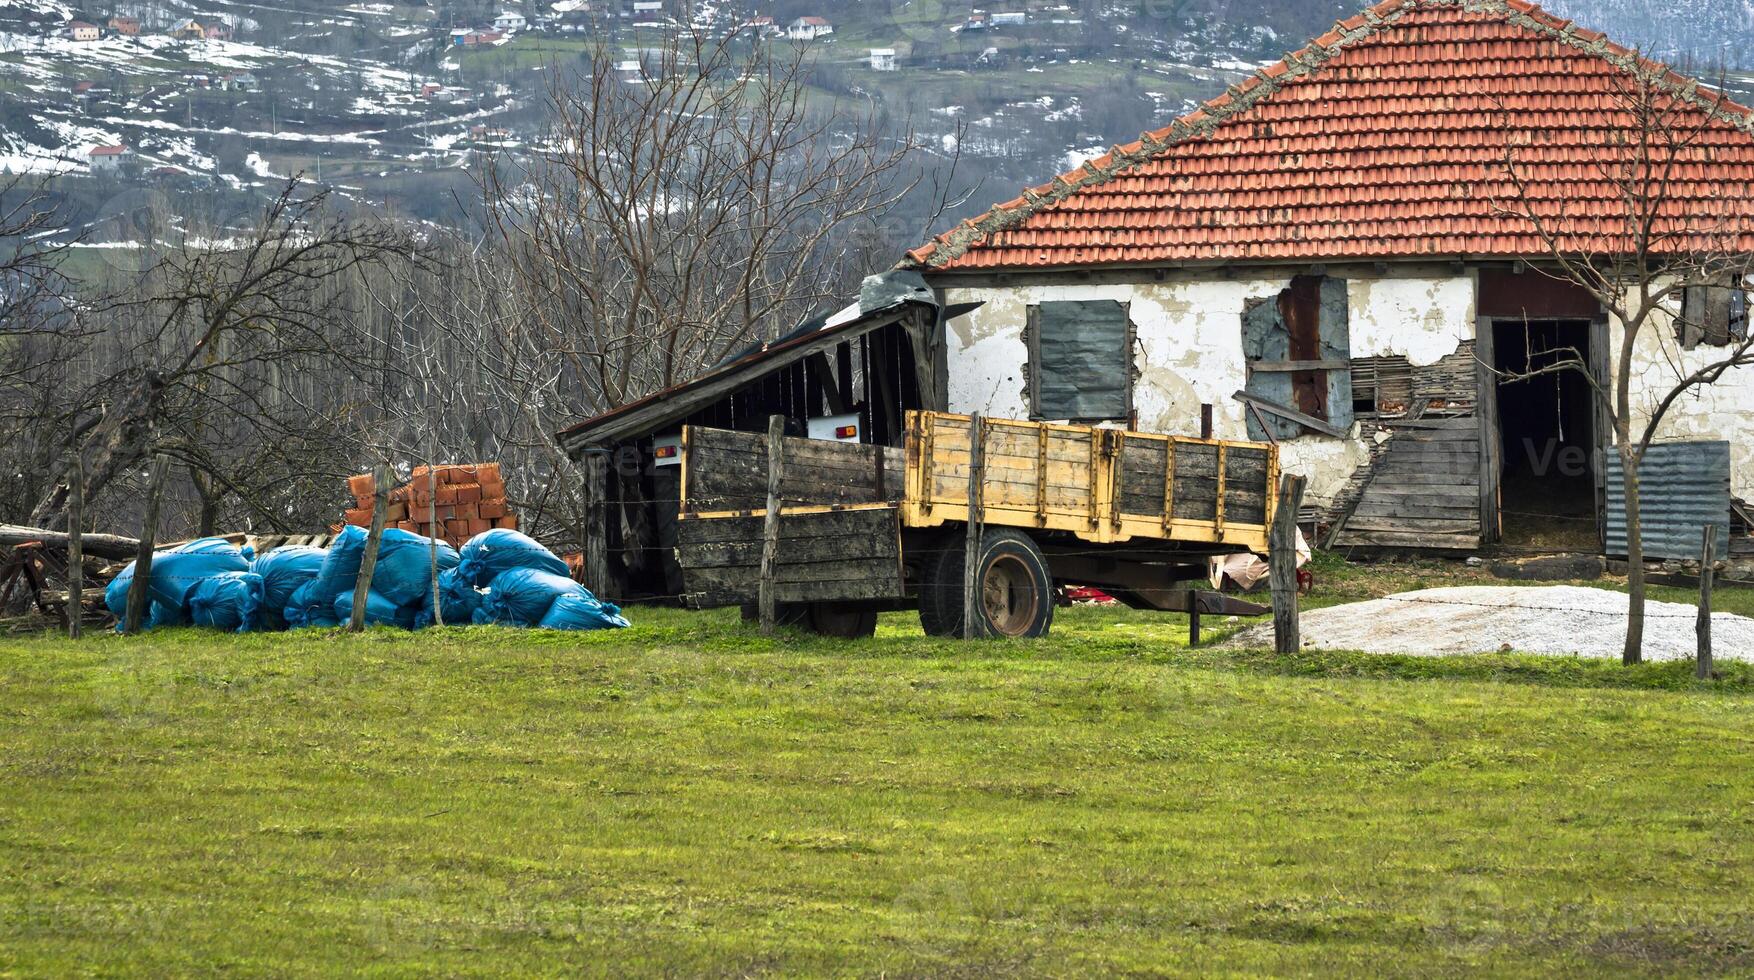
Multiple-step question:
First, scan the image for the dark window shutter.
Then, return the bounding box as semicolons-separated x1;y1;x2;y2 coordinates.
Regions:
1029;300;1132;422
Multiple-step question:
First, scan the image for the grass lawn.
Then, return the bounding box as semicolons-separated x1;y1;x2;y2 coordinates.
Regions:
3;587;1753;975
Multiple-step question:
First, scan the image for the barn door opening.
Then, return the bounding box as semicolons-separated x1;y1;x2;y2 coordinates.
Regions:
1492;318;1598;549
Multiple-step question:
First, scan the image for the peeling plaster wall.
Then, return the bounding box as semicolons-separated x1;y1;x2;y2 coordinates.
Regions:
1613;282;1754;495
936;274;1477;506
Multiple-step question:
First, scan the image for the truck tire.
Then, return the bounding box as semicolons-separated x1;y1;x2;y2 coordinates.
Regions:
806;602;878;639
923;528;1055;639
917;541;962;637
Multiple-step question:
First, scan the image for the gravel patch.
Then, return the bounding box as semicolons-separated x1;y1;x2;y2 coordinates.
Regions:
1229;585;1754;660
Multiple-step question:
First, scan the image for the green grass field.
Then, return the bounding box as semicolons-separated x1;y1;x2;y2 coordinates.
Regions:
3;593;1753;975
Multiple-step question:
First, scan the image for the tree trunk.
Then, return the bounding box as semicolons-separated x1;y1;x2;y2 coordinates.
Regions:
1620;446;1645;665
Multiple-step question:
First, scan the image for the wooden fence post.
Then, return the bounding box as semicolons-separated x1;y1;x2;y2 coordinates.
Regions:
66;448;84;639
1698;523;1717;679
349;463;393;632
123;453;171;635
963;414;985;640
759;416;786;634
583;452;609;599
427;445;442;626
1270;474;1306;654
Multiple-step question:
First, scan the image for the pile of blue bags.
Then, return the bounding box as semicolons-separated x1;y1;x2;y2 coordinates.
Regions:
104;528;628;634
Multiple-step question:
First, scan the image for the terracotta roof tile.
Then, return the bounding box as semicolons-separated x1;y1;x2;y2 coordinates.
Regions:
907;0;1754;270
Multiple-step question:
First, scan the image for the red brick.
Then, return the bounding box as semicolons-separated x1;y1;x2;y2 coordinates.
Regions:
468;518;491;536
478;501;507;519
347;473;375;497
494;516;518;530
477;462;502;483
454;483;482;504
478;478;506;500
343;507;373;525
436;483;458;505
445;518;470;538
386;502;408;522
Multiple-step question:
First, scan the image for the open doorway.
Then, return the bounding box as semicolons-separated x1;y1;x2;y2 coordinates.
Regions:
1493;319;1599;549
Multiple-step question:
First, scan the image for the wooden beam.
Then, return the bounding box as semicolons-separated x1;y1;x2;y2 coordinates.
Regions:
760;416;785;634
1699;524;1717;679
0;524;140;561
582;452;609;597
1248;359;1350;373
123;454;170;635
348;463;392;632
1232;391;1348;439
963;414;985;640
1271;474;1306;654
66;449;83;639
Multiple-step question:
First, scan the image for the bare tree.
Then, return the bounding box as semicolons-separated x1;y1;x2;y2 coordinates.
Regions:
24;180;417;534
1492;59;1754;663
481;29;921;415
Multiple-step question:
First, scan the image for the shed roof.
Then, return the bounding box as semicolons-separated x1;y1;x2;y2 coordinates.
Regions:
905;0;1754;271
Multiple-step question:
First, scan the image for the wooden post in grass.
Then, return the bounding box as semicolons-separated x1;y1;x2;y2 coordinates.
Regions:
582;452;609;599
428;443;442;626
123;453;170;635
1698;523;1716;678
66;446;83;639
1270;474;1305;654
963;414;985;640
349;463;393;632
759;416;787;634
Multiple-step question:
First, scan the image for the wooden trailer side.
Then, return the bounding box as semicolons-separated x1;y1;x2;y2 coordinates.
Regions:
900;412;1275;552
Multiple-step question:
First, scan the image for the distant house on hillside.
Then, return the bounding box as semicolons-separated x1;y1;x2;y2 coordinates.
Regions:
735;15;777;37
87;144;132;173
421;82;445;98
868;47;896;71
786;15;831;40
168;18;205;39
991;11;1026;26
219;71;259;92
449;27;470;45
958;11;987;31
66;21;101;41
108;15;139;35
203;21;232;39
492;10;526;31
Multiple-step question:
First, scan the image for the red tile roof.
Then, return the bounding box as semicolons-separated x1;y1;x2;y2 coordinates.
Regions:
905;0;1754;271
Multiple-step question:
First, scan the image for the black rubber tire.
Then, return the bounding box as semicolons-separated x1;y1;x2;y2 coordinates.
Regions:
917;540;963;637
806;602;879;639
923;528;1055;639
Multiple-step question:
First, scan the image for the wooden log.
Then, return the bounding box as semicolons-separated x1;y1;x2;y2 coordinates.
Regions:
0;524;141;561
427;444;442;626
1270;474;1306;654
67;448;83;639
760;416;785;634
124;454;171;635
349;463;393;632
1699;523;1716;679
583;453;608;598
964;413;984;640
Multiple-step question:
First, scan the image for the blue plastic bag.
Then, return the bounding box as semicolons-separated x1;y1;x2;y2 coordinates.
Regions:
105;537;251;629
413;567;481;629
332;589;417;629
188;571;264;633
478;567;584;625
306;524;366;616
284;579;339;629
365;528;460;608
537;591;629;631
456;529;569;588
252;545;326;629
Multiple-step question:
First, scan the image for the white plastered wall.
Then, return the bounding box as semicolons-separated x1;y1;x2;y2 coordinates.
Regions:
1612;280;1754;495
936;274;1478;506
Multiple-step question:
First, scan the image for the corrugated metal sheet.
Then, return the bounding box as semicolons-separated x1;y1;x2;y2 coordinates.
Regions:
1605;441;1731;560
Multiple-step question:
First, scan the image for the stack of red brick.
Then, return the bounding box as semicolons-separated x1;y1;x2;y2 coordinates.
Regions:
341;463;517;547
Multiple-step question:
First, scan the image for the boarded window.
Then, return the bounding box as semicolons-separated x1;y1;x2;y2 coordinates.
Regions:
1026;300;1133;422
1240;275;1353;440
1680;280;1749;348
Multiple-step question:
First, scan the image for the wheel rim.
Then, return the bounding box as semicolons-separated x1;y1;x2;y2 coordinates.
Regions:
981;553;1039;637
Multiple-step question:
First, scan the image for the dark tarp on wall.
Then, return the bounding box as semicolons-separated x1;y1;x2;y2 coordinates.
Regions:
1031;299;1131;421
1243;275;1353;441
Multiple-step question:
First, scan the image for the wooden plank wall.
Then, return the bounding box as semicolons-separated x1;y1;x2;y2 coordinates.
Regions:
1332;418;1482;549
905;413;1276;550
675;508;905;607
683;426;905;515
